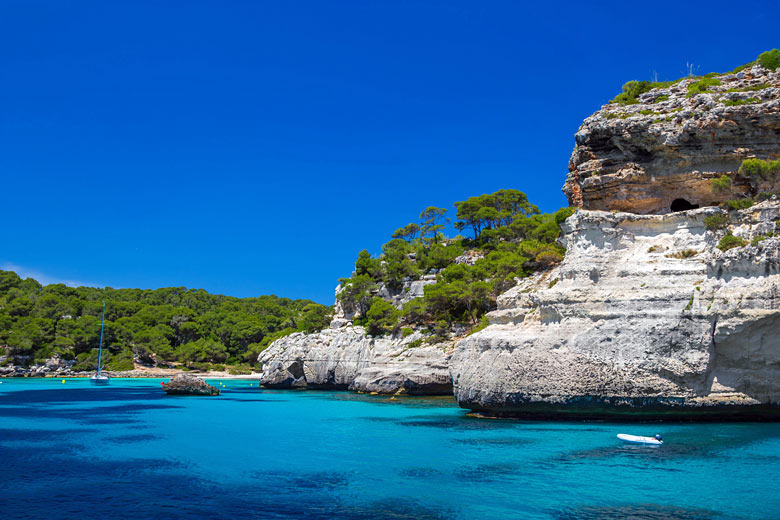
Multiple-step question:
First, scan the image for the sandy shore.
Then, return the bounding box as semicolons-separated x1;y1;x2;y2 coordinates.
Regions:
0;366;263;380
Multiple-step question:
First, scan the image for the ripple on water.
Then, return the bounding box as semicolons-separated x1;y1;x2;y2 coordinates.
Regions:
0;386;170;405
396;415;518;431
553;503;717;520
0;427;96;442
341;497;455;520
557;443;717;464
249;469;352;492
0;402;180;423
311;391;457;410
399;467;443;478
451;436;534;447
454;461;523;482
105;433;162;444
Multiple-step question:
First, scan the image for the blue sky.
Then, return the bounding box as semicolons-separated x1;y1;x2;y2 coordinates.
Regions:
2;1;779;304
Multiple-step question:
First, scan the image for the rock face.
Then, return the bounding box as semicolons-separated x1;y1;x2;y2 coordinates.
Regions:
162;374;221;396
450;203;780;418
0;355;78;377
331;277;436;328
563;65;780;214
258;326;453;395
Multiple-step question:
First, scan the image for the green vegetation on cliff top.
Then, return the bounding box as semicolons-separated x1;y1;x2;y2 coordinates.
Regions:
338;189;573;337
610;49;779;105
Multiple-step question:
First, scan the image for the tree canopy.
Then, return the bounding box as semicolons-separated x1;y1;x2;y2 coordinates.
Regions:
0;274;332;371
337;190;574;337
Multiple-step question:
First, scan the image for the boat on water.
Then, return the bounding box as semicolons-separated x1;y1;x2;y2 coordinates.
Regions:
617;433;663;445
89;301;110;386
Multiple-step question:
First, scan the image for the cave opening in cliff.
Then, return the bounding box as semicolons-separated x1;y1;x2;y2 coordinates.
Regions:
670;198;699;212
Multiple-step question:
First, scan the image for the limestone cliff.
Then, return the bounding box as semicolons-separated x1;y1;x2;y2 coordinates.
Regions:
259;55;780;416
258;326;453;395
563;64;780;214
258;249;453;394
451;203;780;418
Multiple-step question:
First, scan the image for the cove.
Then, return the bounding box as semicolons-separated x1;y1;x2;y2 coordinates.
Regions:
1;378;779;519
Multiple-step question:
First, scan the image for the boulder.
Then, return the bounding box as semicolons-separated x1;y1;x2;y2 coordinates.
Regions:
162;374;220;396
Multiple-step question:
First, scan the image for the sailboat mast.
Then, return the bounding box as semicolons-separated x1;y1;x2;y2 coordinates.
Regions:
96;301;106;375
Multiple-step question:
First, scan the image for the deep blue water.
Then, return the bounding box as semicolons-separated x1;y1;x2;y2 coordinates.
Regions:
1;379;780;519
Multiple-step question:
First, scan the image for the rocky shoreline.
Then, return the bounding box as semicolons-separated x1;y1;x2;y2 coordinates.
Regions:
258;326;454;395
0;365;261;380
7;57;780;420
254;59;780;418
452;204;780;419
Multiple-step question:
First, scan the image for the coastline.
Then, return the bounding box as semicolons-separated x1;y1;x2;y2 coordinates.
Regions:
0;367;262;380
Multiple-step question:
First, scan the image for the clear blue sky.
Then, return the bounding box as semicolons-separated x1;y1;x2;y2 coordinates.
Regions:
2;1;778;304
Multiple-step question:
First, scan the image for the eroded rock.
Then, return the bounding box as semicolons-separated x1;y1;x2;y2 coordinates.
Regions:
258;326;453;395
162;374;220;396
563;65;780;214
450;203;780;418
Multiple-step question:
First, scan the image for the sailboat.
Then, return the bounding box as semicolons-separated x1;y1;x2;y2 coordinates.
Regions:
89;301;110;385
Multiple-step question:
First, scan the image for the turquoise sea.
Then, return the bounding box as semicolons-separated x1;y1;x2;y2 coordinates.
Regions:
1;378;779;519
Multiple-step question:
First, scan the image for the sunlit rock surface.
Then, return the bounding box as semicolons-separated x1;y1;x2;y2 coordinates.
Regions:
563;65;780;214
162;374;220;396
259;327;453;395
451;203;780;418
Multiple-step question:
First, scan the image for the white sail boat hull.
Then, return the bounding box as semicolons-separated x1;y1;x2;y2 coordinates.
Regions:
89;374;110;385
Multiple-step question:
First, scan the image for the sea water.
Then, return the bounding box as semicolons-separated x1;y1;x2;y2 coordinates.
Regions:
1;378;779;520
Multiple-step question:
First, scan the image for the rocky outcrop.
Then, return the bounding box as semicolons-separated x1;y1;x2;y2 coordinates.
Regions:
0;355;77;377
331;277;436;328
162;374;221;396
563;64;780;214
450;203;780;418
258;326;453;395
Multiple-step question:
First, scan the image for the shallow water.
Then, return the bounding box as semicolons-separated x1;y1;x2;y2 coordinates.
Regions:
1;378;779;519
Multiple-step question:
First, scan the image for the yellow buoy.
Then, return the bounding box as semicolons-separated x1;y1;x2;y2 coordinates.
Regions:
61;380;65;384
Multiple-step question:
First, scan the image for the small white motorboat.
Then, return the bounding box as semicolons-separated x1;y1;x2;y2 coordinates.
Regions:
617;433;663;445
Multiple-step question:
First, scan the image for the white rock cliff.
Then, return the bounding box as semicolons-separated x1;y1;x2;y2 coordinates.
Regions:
451;203;780;418
258;326;453;395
